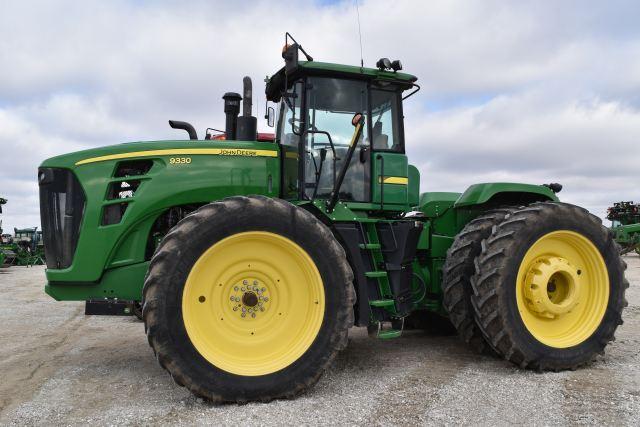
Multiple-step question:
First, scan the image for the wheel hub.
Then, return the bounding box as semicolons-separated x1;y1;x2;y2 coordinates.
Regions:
242;291;258;307
524;256;581;319
229;279;270;318
515;230;610;348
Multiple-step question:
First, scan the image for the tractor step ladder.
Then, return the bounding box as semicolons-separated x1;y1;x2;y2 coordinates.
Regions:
359;243;381;250
360;222;403;339
364;271;387;278
367;317;404;340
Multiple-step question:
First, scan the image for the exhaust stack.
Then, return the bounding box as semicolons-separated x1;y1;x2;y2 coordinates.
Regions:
168;120;198;140
236;76;257;141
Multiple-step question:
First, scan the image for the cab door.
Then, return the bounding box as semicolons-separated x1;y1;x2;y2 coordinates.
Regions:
303;77;370;202
278;81;303;200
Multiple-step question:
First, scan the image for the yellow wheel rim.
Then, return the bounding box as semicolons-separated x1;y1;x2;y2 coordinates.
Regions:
516;230;609;348
182;231;325;376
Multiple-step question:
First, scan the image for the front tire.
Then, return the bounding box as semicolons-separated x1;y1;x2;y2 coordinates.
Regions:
471;202;628;370
143;196;355;402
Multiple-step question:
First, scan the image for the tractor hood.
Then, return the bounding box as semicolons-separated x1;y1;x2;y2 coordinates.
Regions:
38;138;280;284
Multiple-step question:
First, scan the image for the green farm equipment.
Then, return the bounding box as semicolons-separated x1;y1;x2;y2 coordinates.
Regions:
38;35;627;402
0;198;46;267
607;201;640;255
0;197;17;267
12;227;46;266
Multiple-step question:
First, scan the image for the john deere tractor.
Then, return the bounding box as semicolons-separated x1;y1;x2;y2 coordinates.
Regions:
607;201;640;255
0;197;17;267
39;35;627;403
0;197;6;267
12;227;46;266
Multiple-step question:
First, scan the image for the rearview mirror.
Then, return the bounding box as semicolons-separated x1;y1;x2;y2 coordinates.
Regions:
265;106;275;127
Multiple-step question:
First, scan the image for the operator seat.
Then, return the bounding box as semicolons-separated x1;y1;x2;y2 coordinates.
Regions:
371;121;390;150
373;134;389;150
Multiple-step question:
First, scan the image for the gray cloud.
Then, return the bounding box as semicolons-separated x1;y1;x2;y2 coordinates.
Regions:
1;0;639;231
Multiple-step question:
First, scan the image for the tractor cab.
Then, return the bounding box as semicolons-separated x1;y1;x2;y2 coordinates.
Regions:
266;37;419;212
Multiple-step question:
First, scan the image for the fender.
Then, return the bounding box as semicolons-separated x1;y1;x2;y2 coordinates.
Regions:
454;182;558;208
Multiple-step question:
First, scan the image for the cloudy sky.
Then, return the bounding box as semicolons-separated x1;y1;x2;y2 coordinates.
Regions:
1;0;639;232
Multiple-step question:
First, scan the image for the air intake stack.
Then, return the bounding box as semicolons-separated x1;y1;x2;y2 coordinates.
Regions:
223;92;242;140
236;76;257;141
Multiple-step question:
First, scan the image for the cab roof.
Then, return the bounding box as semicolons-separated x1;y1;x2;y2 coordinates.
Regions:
265;61;418;102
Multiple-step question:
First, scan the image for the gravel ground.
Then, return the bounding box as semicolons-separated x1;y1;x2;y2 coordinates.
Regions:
0;256;639;426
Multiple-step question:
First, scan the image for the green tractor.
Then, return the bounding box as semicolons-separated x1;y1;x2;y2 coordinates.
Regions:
12;227;46;266
0;197;6;267
0;198;46;267
0;197;17;268
607;201;640;255
39;35;627;403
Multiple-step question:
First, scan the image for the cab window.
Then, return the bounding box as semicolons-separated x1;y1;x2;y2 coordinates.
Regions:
370;89;403;152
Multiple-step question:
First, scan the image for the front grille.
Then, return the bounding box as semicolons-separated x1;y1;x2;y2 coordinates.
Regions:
39;168;86;269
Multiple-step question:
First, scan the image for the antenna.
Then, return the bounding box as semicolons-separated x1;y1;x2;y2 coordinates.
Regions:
354;0;364;68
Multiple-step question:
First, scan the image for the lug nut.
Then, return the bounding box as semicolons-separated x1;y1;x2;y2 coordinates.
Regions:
251;313;256;318
264;297;269;302
233;307;238;311
243;280;248;285
253;280;258;285
261;287;266;292
230;296;234;301
235;297;240;302
234;286;239;291
241;313;246;317
242;307;246;312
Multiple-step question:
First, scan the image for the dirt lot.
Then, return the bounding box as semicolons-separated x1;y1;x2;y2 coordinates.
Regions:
0;257;638;426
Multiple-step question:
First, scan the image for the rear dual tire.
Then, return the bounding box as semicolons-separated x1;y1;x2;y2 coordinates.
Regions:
445;202;627;370
472;202;627;369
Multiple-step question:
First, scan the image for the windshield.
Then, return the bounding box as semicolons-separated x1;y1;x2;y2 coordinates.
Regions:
304;77;368;201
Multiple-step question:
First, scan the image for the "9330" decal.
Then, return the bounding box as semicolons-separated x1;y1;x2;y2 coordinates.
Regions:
169;157;192;165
